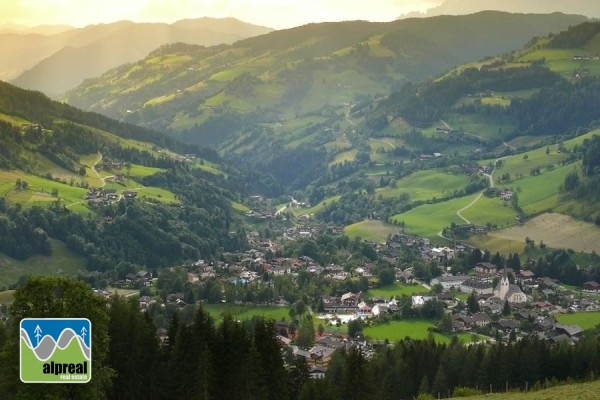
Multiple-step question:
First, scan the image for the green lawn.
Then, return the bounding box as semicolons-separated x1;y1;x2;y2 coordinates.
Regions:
364;319;480;344
344;220;400;243
127;164;165;178
391;193;480;237
0;239;87;289
366;283;427;299
292;195;341;216
200;304;291;322
461;195;518;228
377;170;471;202
556;311;600;330
1;169;88;207
455;379;600;400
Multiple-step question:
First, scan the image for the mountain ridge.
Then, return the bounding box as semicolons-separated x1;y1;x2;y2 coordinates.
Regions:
4;17;273;95
63;12;588;167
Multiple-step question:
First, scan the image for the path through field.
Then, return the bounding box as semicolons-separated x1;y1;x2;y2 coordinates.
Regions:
66;153;112;209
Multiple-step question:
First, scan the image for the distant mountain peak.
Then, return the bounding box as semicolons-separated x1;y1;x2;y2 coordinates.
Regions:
398;0;600;19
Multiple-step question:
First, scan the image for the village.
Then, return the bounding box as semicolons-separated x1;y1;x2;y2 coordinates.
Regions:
95;224;600;378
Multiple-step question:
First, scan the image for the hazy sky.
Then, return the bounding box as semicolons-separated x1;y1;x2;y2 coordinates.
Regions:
0;0;441;29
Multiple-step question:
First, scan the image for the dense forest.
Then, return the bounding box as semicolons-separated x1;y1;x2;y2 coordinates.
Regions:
2;276;600;400
0;165;248;278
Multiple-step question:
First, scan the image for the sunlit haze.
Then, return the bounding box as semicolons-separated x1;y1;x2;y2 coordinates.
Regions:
0;0;441;29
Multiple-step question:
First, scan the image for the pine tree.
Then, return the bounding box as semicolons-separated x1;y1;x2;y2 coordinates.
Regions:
502;300;511;316
432;365;448;397
341;347;375;400
253;318;289;400
467;290;480;313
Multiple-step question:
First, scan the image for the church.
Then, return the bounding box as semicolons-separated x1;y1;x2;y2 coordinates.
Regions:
493;275;527;304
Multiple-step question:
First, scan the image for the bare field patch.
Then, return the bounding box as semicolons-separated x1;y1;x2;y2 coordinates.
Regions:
487;213;600;253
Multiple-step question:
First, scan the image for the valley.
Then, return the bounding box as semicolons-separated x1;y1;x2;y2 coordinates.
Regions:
2;9;600;400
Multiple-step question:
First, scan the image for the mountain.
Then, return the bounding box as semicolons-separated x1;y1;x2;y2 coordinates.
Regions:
0;23;74;35
399;0;600;19
0;80;262;283
4;18;273;95
64;12;586;170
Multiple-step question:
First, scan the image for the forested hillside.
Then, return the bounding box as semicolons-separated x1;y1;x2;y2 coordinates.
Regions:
65;12;585;139
0;81;261;287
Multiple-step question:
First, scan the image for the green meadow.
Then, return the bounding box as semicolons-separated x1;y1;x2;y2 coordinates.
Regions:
459;380;600;400
391;193;480;237
365;283;427;299
0;169;88;207
292;195;341;216
364;319;481;344
555;312;600;330
201;304;291;322
377;170;471;202
344;220;399;243
0;239;86;289
460;195;518;228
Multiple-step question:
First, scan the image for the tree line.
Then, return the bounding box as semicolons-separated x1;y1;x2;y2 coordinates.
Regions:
3;276;600;400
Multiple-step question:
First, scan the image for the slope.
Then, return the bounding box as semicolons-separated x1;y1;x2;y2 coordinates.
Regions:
6;18;273;95
65;12;586;141
0;80;259;286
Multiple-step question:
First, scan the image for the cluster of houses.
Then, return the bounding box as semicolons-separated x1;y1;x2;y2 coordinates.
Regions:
486;187;515;201
92;219;600;377
85;187;137;206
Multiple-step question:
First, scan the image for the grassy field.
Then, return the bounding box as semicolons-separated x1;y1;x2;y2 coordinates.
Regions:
391;193;480;237
452;379;600;400
0;169;88;207
127;164;165;179
365;283;427;299
0;290;15;304
364;319;480;344
0;239;87;289
292;195;341;217
460;195;518;228
467;235;525;256
330;150;358;165
200;304;291;322
485;213;600;254
344;220;399;243
556;311;600;330
377;170;471;202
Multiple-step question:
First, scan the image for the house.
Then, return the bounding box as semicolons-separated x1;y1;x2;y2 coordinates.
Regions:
357;301;372;317
533;315;556;332
372;303;390;316
123;190;138;199
554;324;583;338
460;278;493;295
412;295;434;308
309;365;327;379
474;262;498;275
472;312;492;327
584;281;600;292
517;270;536;283
430;275;469;290
491;319;519;333
437;292;455;304
341;292;360;306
